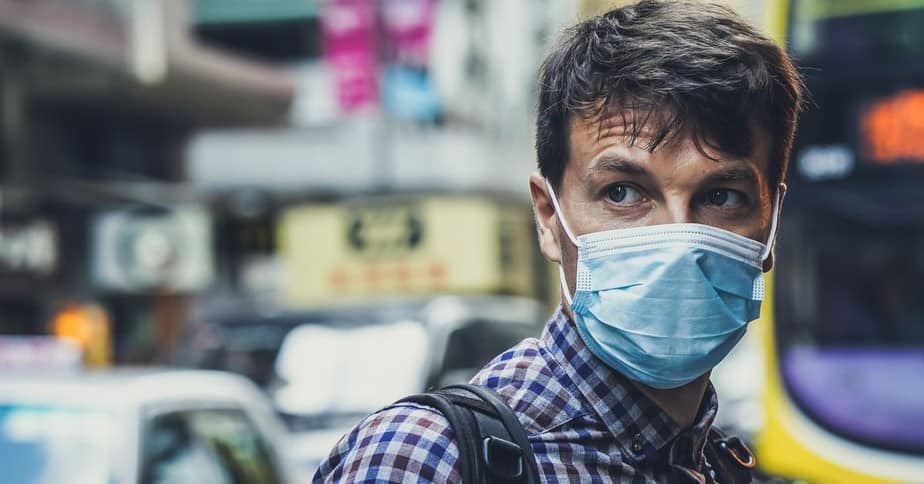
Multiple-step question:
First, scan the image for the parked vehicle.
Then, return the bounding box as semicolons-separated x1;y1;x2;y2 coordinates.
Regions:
174;295;547;475
0;369;299;484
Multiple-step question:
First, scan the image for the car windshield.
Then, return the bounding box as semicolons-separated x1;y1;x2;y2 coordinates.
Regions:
0;403;115;484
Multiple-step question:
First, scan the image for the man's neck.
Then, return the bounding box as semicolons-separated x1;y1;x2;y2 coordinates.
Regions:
562;303;710;429
632;373;710;429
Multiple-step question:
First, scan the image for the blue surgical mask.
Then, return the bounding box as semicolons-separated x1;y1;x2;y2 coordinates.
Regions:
546;180;781;389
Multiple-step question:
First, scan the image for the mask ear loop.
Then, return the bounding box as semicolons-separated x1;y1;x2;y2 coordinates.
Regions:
544;179;580;248
558;266;574;306
760;185;785;262
545;179;581;306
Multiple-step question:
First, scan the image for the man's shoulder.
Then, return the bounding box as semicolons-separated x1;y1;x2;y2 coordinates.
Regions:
471;336;585;434
313;335;587;483
471;336;553;397
313;402;461;483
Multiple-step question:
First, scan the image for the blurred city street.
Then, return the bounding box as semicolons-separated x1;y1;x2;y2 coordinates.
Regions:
1;0;923;483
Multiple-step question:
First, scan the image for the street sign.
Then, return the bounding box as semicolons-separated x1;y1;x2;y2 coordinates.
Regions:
0;221;56;276
278;195;538;306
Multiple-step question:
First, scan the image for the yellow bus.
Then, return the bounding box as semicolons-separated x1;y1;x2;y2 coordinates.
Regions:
752;1;924;482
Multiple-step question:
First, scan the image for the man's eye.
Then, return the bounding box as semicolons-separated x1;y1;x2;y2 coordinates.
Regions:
606;185;643;204
705;189;744;207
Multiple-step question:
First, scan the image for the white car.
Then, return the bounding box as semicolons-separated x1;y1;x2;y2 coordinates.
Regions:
0;368;299;484
270;295;548;476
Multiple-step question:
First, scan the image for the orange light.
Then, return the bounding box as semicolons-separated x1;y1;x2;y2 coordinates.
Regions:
51;303;111;367
861;90;924;164
53;307;93;349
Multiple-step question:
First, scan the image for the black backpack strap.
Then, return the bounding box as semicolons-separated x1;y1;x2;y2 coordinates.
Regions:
444;384;541;484
397;384;540;484
396;391;481;483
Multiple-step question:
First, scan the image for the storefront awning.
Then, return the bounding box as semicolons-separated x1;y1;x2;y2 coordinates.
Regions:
193;0;318;25
0;0;295;126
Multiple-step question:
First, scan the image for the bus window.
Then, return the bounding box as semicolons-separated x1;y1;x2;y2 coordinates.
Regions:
774;208;924;455
790;0;924;62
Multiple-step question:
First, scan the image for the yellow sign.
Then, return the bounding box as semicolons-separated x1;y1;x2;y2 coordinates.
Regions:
278;196;539;307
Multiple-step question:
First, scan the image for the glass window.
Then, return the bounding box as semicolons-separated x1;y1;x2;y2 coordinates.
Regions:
0;404;114;484
438;319;540;386
142;409;282;484
791;0;924;62
187;410;283;484
776;214;924;348
774;208;924;455
142;413;232;484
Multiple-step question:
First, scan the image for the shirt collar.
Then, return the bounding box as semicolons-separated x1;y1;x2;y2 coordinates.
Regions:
541;306;718;463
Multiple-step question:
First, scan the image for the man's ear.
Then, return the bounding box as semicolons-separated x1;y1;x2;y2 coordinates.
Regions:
762;251;774;273
528;172;563;264
762;182;787;273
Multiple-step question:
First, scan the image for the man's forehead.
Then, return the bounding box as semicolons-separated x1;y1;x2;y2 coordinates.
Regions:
567;111;771;172
570;104;691;139
567;109;686;158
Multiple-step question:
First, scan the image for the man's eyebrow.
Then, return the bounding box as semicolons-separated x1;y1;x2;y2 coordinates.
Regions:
589;155;649;176
703;166;761;185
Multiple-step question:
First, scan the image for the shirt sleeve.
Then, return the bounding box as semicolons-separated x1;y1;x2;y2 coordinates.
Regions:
312;402;462;483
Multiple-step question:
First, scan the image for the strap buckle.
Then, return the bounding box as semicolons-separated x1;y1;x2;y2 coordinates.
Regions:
482;436;525;480
717;437;757;469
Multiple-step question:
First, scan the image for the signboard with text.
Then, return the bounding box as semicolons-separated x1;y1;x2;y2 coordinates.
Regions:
278;196;538;307
0;221;57;278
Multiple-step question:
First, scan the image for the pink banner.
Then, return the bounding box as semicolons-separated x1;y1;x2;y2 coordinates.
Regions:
381;0;436;67
322;0;379;112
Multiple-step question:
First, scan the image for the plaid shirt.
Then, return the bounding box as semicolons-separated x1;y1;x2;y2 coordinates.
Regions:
314;307;722;483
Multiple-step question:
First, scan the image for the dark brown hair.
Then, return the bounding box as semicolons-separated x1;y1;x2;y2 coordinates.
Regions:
536;0;803;189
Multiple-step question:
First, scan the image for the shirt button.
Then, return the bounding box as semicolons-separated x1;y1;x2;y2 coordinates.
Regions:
631;434;644;453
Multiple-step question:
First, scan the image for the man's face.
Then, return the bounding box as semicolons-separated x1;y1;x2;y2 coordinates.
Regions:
530;114;780;301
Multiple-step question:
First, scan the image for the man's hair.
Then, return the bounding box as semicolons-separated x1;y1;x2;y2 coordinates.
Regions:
536;0;803;189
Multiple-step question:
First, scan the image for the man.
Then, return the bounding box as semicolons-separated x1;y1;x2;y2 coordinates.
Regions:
315;1;802;482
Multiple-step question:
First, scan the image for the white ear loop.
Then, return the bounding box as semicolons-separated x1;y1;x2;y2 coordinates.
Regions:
545;179;580;306
760;185;785;262
558;266;573;306
544;179;580;248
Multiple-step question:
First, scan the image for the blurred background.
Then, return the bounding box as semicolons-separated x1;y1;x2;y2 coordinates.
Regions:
0;0;922;483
